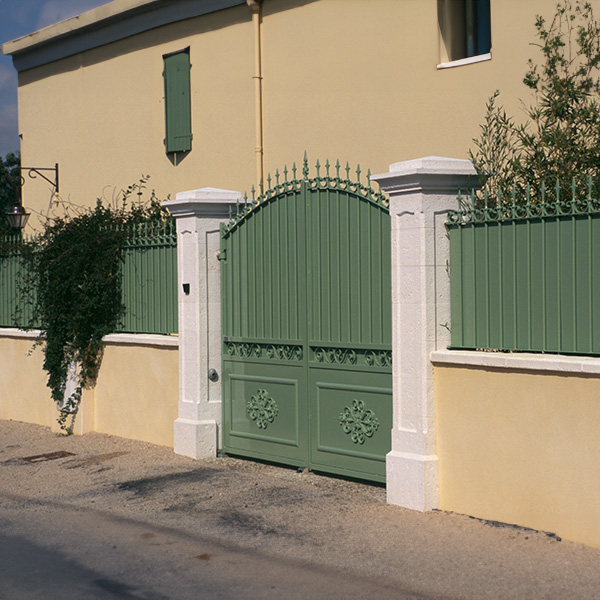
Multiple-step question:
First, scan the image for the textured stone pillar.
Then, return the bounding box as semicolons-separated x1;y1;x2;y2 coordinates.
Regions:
163;188;241;459
371;157;477;510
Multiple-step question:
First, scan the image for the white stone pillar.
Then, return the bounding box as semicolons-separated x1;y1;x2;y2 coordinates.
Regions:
371;157;477;511
163;188;241;459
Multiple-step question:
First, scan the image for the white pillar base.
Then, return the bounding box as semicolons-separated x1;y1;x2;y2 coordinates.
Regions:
173;417;218;459
386;450;439;511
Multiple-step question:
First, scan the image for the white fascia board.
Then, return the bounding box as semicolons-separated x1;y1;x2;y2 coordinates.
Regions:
2;0;245;72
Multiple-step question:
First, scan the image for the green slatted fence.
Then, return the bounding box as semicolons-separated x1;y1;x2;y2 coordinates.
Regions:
0;223;178;335
118;221;178;334
447;181;600;355
0;234;36;328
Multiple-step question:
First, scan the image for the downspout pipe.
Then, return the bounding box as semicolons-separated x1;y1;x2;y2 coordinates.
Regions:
247;0;264;186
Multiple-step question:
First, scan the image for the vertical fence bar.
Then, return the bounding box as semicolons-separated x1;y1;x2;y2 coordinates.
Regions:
590;214;594;352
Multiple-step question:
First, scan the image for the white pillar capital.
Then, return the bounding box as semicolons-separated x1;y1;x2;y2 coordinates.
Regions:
371;156;478;197
164;187;242;220
163;187;241;459
372;157;477;511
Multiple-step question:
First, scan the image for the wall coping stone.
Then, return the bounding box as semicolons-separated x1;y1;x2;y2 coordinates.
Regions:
431;349;600;376
0;328;178;348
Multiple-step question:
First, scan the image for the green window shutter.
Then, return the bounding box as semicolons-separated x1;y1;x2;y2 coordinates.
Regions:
163;50;192;153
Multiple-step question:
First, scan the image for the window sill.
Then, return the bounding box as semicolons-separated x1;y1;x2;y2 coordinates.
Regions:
437;52;491;70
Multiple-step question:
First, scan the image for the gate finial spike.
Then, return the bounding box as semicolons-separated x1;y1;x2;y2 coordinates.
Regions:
356;164;361;182
315;158;321;177
302;152;309;179
275;168;280;186
345;162;350;180
541;180;546;205
283;164;288;182
292;162;297;180
251;185;256;202
267;172;272;190
335;159;340;178
325;159;331;178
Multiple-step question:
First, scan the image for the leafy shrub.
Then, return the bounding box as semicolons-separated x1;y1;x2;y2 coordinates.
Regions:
471;1;600;202
20;178;171;432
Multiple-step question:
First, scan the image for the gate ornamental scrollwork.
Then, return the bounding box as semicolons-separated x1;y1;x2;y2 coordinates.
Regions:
247;389;279;430
339;399;380;444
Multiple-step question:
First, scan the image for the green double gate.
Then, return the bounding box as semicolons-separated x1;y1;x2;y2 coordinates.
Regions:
221;160;392;482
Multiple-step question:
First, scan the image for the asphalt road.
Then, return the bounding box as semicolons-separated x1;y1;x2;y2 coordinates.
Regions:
0;500;428;600
2;420;600;600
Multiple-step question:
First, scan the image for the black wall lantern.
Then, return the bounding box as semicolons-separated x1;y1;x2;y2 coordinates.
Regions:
6;202;30;230
5;163;59;230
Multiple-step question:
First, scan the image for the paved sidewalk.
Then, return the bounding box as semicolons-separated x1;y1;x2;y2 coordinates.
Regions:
1;419;600;599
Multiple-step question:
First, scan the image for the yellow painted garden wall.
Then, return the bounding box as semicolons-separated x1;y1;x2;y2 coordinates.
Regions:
93;339;178;447
0;331;178;447
14;0;553;231
435;362;600;549
0;333;55;427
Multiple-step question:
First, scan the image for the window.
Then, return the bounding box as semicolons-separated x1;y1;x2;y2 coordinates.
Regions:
438;0;491;65
163;49;192;153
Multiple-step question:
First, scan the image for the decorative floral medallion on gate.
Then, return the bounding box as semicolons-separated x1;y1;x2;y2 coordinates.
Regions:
247;389;279;429
339;399;379;444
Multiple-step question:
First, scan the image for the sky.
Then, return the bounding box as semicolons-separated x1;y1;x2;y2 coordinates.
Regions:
0;0;112;157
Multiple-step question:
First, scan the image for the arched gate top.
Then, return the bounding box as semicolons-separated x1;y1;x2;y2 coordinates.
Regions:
222;154;389;237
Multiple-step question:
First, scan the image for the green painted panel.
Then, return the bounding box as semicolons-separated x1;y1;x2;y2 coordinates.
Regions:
449;208;600;355
118;225;178;334
0;229;176;334
309;367;392;483
221;160;391;482
163;50;192;153
592;217;600;352
222;189;306;343
0;237;36;328
306;186;391;347
574;217;592;352
222;361;307;464
528;220;544;350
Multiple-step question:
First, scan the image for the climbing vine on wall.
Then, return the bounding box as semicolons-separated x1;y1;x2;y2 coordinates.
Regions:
20;178;171;433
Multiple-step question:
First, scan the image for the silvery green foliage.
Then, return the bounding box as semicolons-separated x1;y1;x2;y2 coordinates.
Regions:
471;1;600;203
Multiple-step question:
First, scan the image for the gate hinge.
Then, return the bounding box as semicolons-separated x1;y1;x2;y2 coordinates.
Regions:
217;249;227;261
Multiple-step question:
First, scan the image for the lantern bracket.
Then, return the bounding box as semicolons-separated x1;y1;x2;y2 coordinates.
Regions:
21;163;59;194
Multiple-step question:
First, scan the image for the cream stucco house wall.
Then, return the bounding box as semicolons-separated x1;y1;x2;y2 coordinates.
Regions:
3;0;552;228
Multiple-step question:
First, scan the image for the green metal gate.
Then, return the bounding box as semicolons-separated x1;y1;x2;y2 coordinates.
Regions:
221;157;392;482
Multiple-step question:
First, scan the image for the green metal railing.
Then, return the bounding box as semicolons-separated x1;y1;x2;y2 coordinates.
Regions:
0;223;178;335
0;234;36;328
447;180;600;355
118;221;178;334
